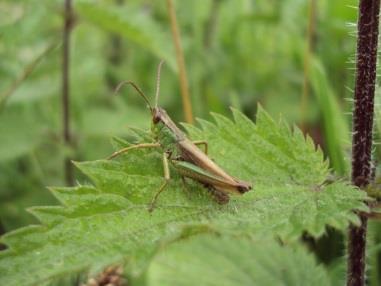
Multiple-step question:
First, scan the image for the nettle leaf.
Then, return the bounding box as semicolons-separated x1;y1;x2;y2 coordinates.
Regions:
148;234;331;286
0;108;368;285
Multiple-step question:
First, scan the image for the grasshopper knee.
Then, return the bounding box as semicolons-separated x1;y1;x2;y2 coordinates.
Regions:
237;182;252;194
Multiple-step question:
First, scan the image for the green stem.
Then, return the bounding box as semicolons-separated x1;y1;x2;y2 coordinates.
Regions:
62;0;74;186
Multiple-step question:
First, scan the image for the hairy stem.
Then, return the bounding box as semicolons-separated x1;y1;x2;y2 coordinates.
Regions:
347;0;380;285
62;0;74;186
166;0;194;124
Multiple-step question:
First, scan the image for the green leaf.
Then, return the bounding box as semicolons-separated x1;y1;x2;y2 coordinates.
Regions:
76;1;176;70
0;109;368;285
148;234;331;286
310;57;350;175
0;107;45;161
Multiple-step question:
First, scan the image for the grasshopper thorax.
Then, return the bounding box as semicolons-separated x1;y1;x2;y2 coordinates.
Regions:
151;107;186;147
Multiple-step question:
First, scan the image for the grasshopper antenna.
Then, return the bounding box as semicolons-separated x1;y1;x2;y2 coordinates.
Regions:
114;81;153;113
155;60;165;108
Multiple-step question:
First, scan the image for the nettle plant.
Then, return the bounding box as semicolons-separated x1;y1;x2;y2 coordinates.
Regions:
1;2;381;286
0;104;372;285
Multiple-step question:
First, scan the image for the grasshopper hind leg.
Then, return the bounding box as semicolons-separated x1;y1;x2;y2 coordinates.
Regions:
205;185;230;204
211;189;230;204
181;177;229;204
193;140;208;155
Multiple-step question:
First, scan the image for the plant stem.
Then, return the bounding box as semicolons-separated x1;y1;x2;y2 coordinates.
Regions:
200;0;222;116
203;0;221;50
105;0;124;91
0;43;57;112
0;219;5;250
347;0;380;285
62;0;74;186
300;0;316;130
166;0;194;124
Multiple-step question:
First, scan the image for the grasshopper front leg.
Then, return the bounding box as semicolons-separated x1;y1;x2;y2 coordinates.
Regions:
149;152;170;212
107;142;169;212
107;143;160;160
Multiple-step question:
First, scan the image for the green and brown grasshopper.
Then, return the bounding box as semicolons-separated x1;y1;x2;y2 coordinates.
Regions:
108;61;252;210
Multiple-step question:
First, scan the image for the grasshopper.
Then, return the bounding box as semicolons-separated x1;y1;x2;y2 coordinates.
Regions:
108;61;252;210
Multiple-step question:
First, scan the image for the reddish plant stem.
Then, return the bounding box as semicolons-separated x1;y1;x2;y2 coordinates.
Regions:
347;0;380;285
62;0;74;186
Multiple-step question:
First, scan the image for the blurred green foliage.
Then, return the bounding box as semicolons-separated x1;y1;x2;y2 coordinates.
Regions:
1;0;380;284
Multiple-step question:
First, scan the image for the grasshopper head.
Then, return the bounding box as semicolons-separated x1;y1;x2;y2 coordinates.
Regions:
150;107;174;144
152;107;162;124
152;107;171;125
151;106;184;143
151;107;166;139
